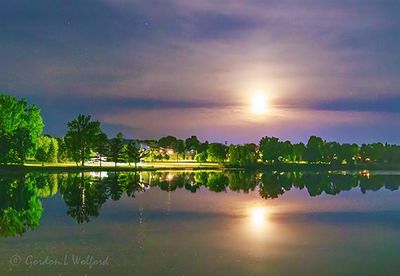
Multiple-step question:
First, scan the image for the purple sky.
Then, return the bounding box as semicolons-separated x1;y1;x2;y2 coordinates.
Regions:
1;0;400;144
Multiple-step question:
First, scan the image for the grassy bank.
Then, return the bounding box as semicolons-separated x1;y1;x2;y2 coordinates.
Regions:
0;161;223;173
1;161;400;173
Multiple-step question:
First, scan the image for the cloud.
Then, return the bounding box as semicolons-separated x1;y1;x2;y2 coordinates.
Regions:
1;0;400;142
280;94;400;114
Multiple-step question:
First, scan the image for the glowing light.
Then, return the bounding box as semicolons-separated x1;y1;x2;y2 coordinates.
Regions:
251;91;269;114
251;207;267;227
166;174;174;181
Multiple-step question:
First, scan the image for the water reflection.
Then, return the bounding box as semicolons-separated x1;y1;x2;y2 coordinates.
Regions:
251;207;267;227
0;170;399;237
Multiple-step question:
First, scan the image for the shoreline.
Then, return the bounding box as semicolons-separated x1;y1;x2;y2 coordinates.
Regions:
0;162;399;173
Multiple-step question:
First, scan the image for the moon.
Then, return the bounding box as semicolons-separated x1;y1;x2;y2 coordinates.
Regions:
251;92;269;114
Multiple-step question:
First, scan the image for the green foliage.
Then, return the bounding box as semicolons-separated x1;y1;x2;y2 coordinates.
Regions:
48;138;59;163
60;173;109;224
292;143;306;162
65;114;102;166
306;136;325;162
361;143;385;162
94;132;109;166
126;141;149;167
259;136;286;162
144;148;169;162
206;143;227;163
57;137;69;162
158;136;178;148
195;151;208;162
108;132;126;166
175;139;185;154
35;136;58;164
0;94;44;164
206;173;229;192
34;174;59;198
0;175;43;237
185;136;200;151
228;144;256;166
158;136;185;153
2;93;400;167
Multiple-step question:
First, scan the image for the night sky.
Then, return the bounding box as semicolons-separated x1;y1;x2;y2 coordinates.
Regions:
1;0;400;144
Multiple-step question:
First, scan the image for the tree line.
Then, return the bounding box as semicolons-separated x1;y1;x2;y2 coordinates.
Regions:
1;94;400;167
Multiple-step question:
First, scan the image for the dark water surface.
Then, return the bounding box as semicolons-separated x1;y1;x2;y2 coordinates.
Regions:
0;170;399;275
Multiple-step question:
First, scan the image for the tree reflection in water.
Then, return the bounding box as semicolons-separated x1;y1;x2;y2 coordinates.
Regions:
0;170;399;236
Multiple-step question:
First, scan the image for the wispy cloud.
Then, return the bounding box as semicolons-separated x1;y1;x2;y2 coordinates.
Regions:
1;0;400;142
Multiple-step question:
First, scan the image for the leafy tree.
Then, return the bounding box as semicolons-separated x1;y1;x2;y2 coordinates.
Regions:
206;143;227;163
109;132;126;167
35;136;58;165
35;136;50;166
338;143;359;164
158;136;185;160
0;94;44;164
57;137;69;162
360;143;385;162
175;139;185;160
158;136;178;148
281;140;294;161
94;132;109;167
228;144;256;166
185;136;200;152
306;136;325;163
35;147;48;166
383;144;400;164
194;151;208;162
259;136;285;162
65;115;102;166
126;141;149;168
198;141;209;153
48;138;59;163
292;143;306;162
15;104;44;163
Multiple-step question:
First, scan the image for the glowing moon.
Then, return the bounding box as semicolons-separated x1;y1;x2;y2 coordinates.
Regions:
251;92;269;114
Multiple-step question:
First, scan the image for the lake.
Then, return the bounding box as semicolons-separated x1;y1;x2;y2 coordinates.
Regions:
0;170;399;275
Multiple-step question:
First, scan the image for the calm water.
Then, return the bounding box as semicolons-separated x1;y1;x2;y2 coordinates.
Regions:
0;170;399;275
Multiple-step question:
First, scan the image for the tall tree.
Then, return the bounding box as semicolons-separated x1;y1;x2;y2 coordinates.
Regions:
259;136;284;162
57;137;69;163
207;143;227;163
185;136;200;152
0;95;44;164
109;132;126;167
158;136;178;148
65;115;102;166
175;139;185;161
94;132;109;167
35;136;58;165
292;143;306;163
228;144;257;167
306;136;325;163
49;138;59;163
126;141;149;168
